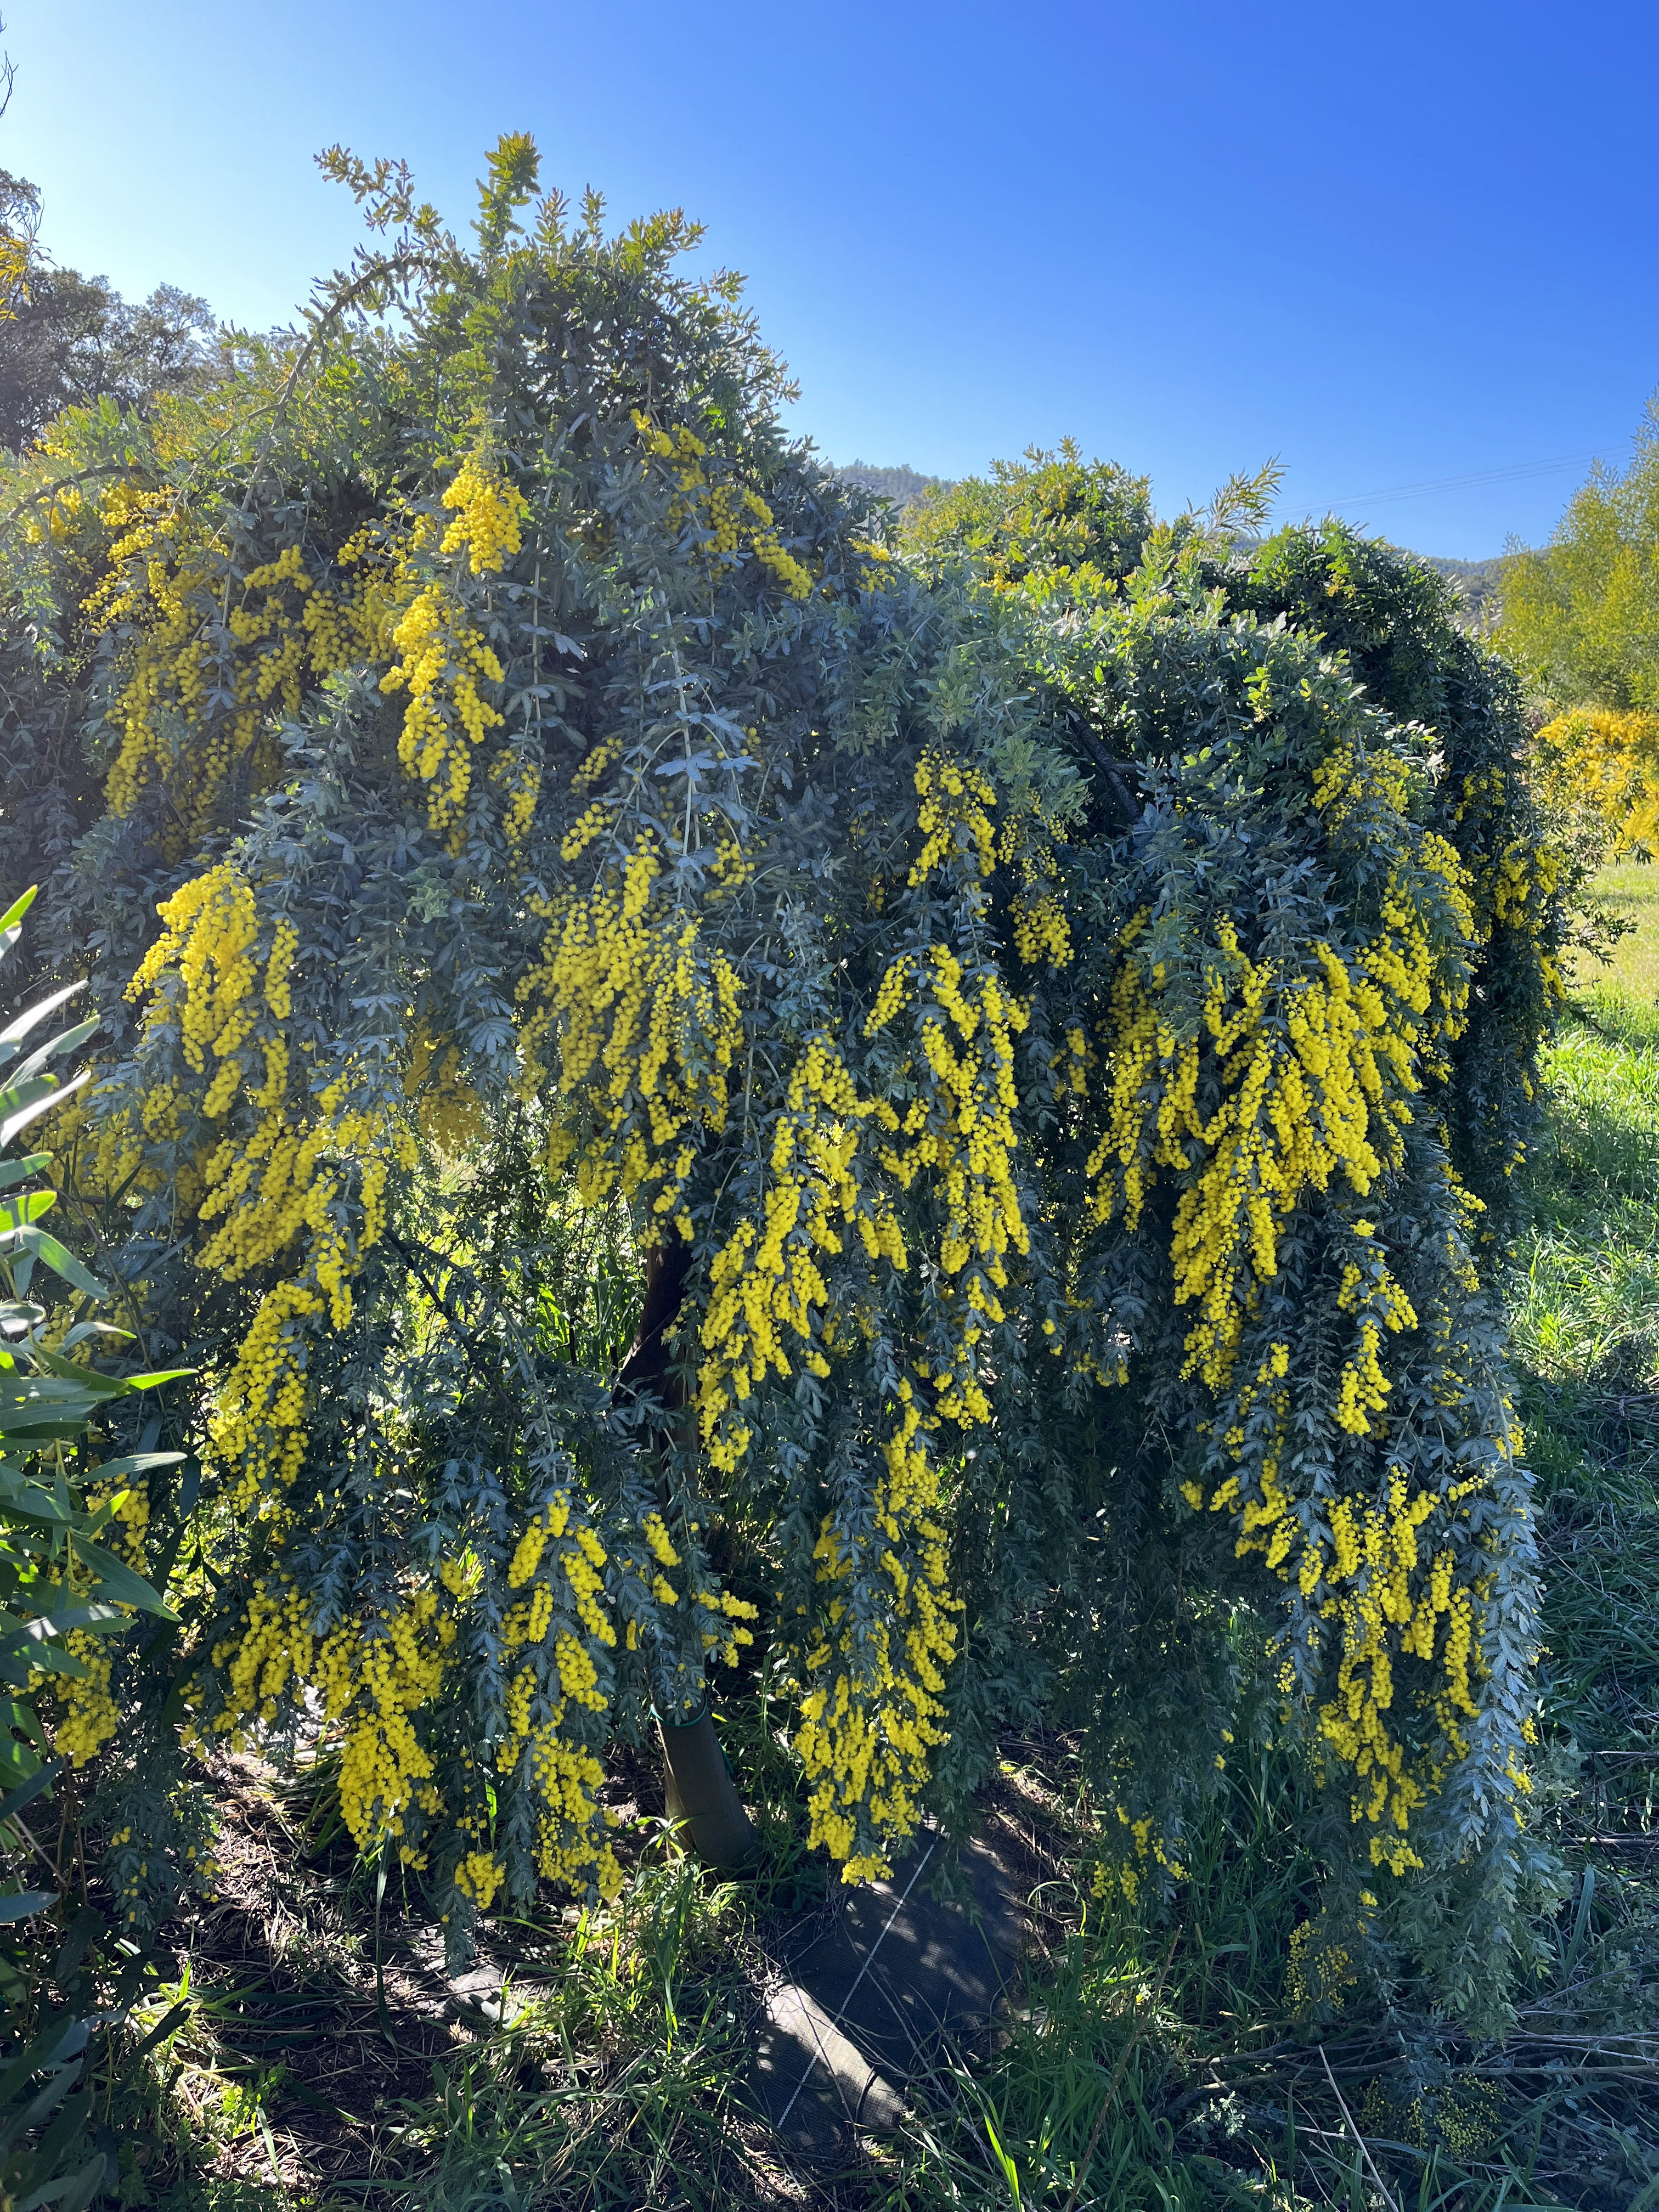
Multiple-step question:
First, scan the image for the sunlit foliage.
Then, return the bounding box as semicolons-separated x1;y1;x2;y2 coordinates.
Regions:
1497;402;1659;713
0;140;1563;2008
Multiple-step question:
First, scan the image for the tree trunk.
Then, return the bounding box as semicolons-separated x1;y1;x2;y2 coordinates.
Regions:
619;1240;759;1871
659;1706;759;1868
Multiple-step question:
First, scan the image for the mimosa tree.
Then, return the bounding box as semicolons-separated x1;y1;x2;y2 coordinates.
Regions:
0;139;1562;2011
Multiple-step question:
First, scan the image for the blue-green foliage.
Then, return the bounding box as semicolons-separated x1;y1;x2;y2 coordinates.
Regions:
0;150;1564;2018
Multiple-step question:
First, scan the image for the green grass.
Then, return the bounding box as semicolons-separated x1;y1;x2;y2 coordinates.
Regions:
88;881;1659;2212
1513;991;1659;1393
1573;863;1659;1003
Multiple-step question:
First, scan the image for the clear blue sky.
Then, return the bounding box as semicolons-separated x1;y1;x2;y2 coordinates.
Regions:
3;0;1655;558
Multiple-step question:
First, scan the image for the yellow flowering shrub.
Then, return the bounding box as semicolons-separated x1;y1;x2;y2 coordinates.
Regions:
0;146;1560;2002
1532;704;1659;860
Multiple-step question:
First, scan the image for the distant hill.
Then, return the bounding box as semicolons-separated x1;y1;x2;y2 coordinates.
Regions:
834;461;951;512
1413;552;1507;623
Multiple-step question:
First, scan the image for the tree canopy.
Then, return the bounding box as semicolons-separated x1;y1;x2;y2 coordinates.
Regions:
1497;403;1659;713
0;169;224;455
0;138;1564;2012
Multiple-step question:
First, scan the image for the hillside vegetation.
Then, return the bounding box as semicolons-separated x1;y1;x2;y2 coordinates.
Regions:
834;460;950;511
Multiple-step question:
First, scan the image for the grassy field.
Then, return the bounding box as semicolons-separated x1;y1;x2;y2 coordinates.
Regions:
1575;864;1659;1002
93;900;1659;2212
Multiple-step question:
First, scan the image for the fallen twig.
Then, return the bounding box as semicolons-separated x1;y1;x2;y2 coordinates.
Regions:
1320;2042;1401;2212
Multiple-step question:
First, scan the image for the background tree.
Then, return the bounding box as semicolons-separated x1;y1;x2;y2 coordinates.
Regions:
1496;405;1659;904
0;138;1563;2019
903;437;1154;591
0;170;223;454
1497;401;1659;714
0;154;33;325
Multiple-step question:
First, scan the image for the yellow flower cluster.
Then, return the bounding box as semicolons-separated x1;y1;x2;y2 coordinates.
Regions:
1287;1917;1359;2012
696;924;1029;1472
691;1583;760;1668
1090;870;1467;1393
1484;836;1565;1016
1187;1303;1509;1868
439;451;524;576
1204;1392;1510;1872
493;1491;625;1898
1091;1809;1186;1904
55;1633;120;1768
996;791;1075;967
794;1381;961;1880
631;410;814;600
493;746;543;854
1532;705;1659;861
1309;1469;1483;1867
381;579;507;844
1310;739;1413;827
211;1580;317;1740
908;747;998;887
209;1282;324;1503
194;1484;637;1903
697;1032;900;1470
518;837;743;1228
100;1818;220;1926
1332;1242;1420;1437
1085;793;1505;1867
89;494;382;845
405;1032;486;1154
885;947;1029;1421
507;1489;571;1585
54;1485;154;1768
561;798;612;864
455;1850;504;1909
316;1593;456;1856
98;1476;152;1569
1009;887;1073;967
84;451;533;860
373;452;524;847
125;865;415;1506
641;1510;680;1567
526;1729;623;1899
698;751;1038;1870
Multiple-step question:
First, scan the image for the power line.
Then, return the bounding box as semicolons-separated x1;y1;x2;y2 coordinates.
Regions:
1316;453;1601;509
